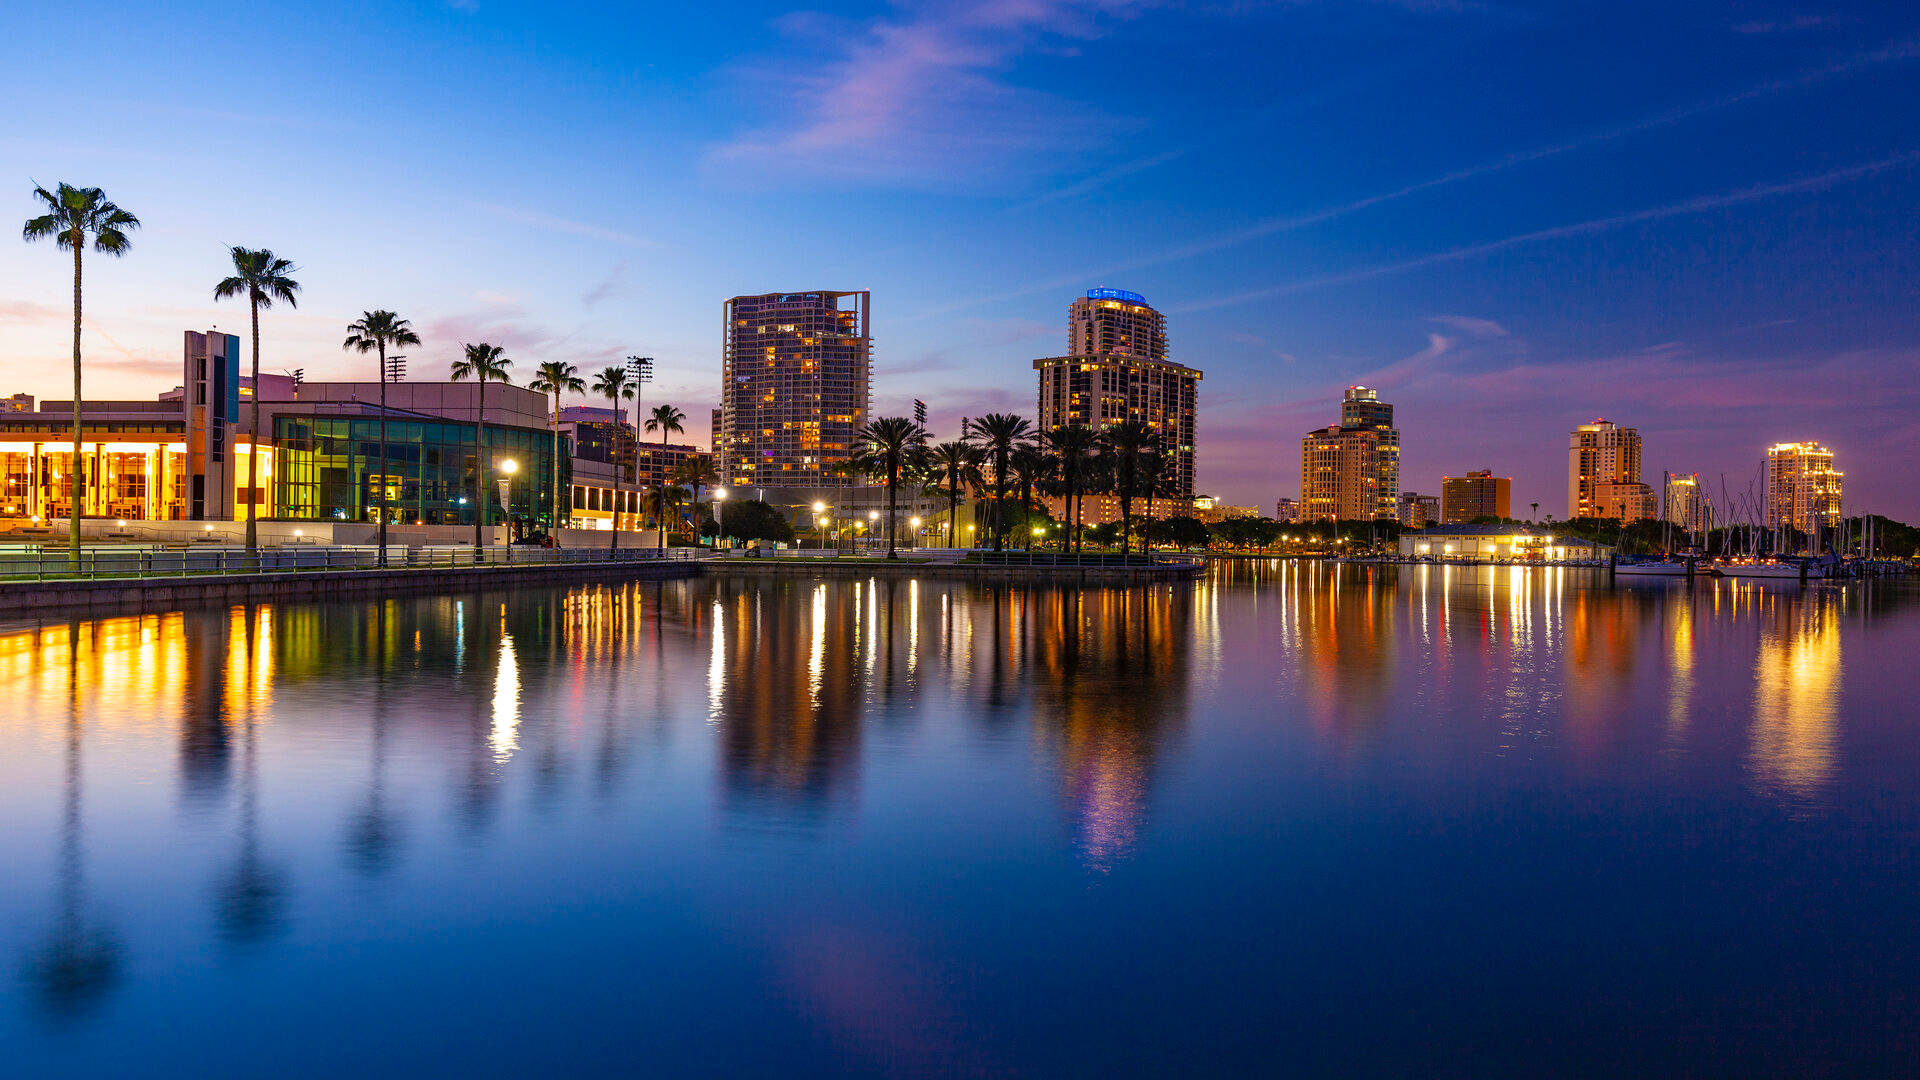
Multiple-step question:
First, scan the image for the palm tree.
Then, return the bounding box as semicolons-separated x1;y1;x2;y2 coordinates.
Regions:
529;361;585;537
1009;445;1052;551
1045;425;1100;554
964;413;1031;551
925;440;984;548
1137;450;1172;551
589;366;634;551
343;311;422;566
450;343;513;550
643;404;686;550
672;456;717;541
1100;420;1158;554
213;249;300;558
642;485;689;540
848;417;929;559
22;183;139;568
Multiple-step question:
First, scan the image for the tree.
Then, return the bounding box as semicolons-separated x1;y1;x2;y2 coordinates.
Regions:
718;499;795;545
1137;450;1174;548
644;404;686;550
965;413;1031;551
1156;515;1212;550
642;485;689;543
1009;444;1052;550
213;248;300;557
1045;425;1100;554
450;343;513;550
672;456;718;540
23;182;140;569
589;366;635;551
343;311;422;565
924;440;984;547
1099;420;1158;554
848;417;929;559
529;361;585;537
1085;522;1120;548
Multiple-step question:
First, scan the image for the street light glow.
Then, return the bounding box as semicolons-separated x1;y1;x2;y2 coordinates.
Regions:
500;459;518;474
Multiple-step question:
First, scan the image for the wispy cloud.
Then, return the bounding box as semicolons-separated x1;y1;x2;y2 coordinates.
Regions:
1177;151;1920;312
706;1;1152;188
1733;14;1838;34
580;263;627;309
907;33;1920;321
0;300;63;324
466;202;657;248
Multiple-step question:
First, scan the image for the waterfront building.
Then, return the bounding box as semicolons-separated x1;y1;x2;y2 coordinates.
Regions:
1340;386;1399;518
1441;470;1511;524
1399;523;1613;563
1035;288;1201;497
1767;442;1843;534
1300;423;1384;522
1396;491;1440;528
5;393;33;413
1665;472;1709;535
1274;497;1300;523
1568;418;1652;522
718;290;871;490
0;328;563;530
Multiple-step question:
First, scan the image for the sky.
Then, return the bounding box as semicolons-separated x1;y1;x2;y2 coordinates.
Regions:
2;0;1917;519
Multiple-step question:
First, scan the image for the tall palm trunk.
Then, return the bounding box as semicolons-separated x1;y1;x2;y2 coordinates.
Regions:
473;383;487;550
656;433;671;552
550;389;562;539
607;394;622;553
69;243;83;569
947;474;959;547
376;342;389;566
245;298;261;556
886;458;899;559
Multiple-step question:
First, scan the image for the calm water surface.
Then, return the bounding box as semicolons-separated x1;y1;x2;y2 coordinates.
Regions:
2;563;1917;1077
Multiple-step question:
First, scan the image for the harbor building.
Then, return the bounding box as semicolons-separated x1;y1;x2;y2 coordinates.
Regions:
1301;423;1384;522
1035;288;1201;498
1568;418;1653;522
1399;523;1613;563
1441;470;1511;524
1766;442;1843;534
717;290;872;490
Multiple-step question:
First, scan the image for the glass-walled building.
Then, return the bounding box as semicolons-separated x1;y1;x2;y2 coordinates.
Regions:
273;415;560;526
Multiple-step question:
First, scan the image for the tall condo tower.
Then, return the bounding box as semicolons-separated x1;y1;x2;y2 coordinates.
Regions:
1766;442;1843;534
1035;288;1201;497
1568;418;1653;521
719;291;871;489
1339;386;1399;519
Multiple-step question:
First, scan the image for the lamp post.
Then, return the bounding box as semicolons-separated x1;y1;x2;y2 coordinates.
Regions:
712;487;727;549
813;501;828;551
867;509;879;552
497;459;518;549
909;516;921;550
377;353;405;567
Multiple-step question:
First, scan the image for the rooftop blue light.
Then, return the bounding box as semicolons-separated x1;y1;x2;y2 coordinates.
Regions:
1087;288;1146;304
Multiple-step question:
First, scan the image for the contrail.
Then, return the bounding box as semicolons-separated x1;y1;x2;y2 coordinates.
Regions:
900;34;1920;323
1175;151;1920;313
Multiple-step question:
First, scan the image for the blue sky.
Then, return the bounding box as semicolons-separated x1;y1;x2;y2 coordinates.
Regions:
3;0;1917;518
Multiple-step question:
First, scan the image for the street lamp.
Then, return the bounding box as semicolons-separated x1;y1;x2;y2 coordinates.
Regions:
498;459;518;546
909;516;921;550
713;487;727;548
813;501;828;551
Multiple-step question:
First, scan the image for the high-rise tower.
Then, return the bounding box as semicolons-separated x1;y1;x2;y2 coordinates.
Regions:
1767;442;1843;534
718;291;871;489
1035;288;1200;497
1339;386;1399;518
1568;418;1653;521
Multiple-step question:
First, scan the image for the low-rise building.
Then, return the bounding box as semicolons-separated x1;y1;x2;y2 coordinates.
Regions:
1399;523;1613;563
1440;470;1510;524
1396;491;1439;528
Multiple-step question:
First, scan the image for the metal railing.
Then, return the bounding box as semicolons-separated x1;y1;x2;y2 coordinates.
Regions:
0;544;699;583
959;550;1207;569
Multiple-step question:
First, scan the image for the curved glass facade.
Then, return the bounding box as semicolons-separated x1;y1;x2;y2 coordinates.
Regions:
272;415;564;525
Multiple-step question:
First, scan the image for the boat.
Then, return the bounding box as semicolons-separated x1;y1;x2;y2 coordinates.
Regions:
1615;559;1689;577
1713;559;1822;580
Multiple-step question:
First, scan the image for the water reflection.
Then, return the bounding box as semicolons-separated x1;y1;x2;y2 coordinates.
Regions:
0;569;1914;1055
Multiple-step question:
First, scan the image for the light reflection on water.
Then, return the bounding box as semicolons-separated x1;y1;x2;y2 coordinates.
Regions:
1;565;1916;1076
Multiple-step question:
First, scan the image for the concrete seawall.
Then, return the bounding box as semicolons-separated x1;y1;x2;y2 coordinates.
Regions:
0;559;701;616
706;559;1205;584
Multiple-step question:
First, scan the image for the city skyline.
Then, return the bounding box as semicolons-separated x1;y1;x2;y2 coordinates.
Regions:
3;2;1917;517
